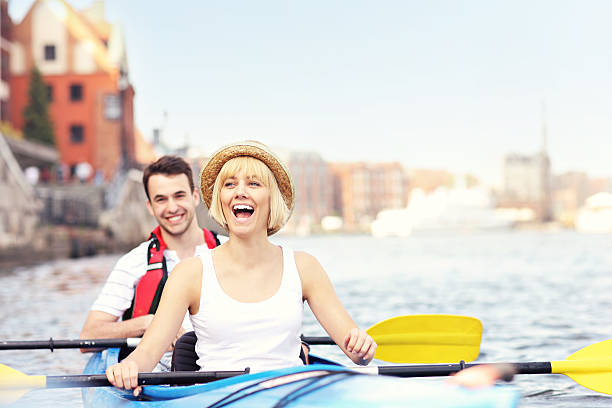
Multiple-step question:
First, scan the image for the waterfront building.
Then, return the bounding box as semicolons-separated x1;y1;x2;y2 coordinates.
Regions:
331;162;409;231
9;0;136;181
287;151;334;234
500;152;552;222
0;0;9;122
499;103;553;222
551;171;590;226
406;168;454;193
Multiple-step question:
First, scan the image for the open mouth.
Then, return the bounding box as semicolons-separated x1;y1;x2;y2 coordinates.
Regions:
233;204;254;219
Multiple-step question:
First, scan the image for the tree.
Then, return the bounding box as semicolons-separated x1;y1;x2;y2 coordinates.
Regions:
23;66;55;146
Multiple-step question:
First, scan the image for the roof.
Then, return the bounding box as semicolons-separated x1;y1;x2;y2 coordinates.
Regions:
16;0;126;76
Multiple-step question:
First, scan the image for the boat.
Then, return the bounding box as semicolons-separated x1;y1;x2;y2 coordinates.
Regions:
81;348;519;407
575;192;612;233
371;186;513;237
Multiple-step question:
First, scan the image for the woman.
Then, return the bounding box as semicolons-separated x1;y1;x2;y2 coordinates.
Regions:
106;141;377;395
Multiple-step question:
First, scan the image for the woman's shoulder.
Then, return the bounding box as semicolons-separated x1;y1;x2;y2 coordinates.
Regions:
293;250;325;278
293;250;318;267
171;256;204;280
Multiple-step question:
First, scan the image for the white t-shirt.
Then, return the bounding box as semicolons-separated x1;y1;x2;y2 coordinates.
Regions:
91;239;211;371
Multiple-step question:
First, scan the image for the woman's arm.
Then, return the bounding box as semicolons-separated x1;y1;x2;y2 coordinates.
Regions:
296;251;376;365
105;257;202;394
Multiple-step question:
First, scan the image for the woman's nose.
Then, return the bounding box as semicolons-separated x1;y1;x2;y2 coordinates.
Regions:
235;181;247;198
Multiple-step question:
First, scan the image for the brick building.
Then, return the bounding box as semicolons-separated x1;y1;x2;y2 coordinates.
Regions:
9;0;136;180
0;0;9;121
331;162;409;231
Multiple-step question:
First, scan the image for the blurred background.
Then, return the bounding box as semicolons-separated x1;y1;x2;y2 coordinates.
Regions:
2;0;612;266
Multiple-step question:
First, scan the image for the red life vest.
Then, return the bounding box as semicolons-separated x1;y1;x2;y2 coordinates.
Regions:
122;226;219;320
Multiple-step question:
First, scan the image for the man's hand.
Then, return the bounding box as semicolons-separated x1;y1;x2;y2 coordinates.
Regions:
79;312;155;352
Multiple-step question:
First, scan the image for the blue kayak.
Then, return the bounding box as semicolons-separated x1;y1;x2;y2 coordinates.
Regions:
82;348;519;408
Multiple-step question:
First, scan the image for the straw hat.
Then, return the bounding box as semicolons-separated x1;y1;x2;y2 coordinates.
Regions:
199;141;295;235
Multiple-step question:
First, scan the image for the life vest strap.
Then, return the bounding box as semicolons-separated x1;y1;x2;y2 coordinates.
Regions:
122;226;218;321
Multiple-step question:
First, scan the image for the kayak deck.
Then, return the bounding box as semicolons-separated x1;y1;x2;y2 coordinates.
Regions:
82;348;519;408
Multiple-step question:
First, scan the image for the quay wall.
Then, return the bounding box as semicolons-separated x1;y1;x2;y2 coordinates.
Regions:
0;132;39;249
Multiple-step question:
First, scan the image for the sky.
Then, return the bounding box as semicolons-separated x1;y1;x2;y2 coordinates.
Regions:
9;0;612;186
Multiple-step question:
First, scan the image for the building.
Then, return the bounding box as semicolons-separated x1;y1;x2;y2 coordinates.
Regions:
287;151;334;232
331;162;409;231
0;0;9;121
9;0;136;181
406;168;454;193
500;152;552;221
551;171;589;226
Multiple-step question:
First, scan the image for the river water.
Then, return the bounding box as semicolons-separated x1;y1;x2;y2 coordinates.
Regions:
1;230;611;407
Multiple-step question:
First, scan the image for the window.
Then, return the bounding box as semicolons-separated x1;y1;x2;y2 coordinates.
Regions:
44;45;56;61
70;125;84;143
0;101;8;122
1;52;8;81
70;84;83;101
46;85;53;102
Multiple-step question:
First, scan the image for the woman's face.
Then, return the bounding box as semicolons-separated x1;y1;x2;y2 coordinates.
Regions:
220;169;271;237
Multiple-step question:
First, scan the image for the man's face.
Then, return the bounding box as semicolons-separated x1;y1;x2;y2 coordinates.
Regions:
146;173;200;237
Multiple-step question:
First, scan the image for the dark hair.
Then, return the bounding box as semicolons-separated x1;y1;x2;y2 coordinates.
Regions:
142;156;195;200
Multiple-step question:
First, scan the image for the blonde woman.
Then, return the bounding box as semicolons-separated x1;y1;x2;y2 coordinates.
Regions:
106;141;377;395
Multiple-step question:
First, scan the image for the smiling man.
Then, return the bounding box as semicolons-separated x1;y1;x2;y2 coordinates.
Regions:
80;156;220;371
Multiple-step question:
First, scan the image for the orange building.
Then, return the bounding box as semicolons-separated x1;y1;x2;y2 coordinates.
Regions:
9;0;135;180
0;0;10;121
331;162;410;231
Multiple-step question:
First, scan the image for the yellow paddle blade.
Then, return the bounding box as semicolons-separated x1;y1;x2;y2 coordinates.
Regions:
0;363;47;404
367;314;482;364
551;339;612;395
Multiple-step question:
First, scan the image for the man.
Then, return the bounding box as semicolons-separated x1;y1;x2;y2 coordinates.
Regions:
80;156;220;371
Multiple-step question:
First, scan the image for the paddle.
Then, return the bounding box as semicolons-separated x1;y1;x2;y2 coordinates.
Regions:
350;338;612;395
0;315;483;364
0;364;248;403
304;314;482;363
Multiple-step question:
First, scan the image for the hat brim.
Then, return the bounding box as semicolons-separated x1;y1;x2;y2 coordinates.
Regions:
199;141;294;235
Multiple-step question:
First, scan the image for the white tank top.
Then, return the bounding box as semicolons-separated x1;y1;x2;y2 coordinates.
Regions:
191;246;304;373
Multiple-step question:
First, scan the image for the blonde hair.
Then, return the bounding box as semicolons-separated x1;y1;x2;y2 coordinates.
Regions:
209;156;289;234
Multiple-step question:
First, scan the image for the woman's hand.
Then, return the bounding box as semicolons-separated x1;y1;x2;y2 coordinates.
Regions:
106;360;142;396
344;327;377;365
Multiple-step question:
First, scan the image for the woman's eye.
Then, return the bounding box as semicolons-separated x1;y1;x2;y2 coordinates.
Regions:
224;182;235;188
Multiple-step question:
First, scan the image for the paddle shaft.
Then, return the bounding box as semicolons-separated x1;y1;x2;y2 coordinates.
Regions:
45;370;248;388
0;336;336;348
301;336;334;345
0;338;138;351
370;362;551;377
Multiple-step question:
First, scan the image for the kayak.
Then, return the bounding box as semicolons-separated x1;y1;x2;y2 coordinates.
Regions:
82;348;519;408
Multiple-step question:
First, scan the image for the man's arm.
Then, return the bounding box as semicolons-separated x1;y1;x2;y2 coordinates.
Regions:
79;311;153;353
